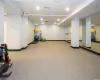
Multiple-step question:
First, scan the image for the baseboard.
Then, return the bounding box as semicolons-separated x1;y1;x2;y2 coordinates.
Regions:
86;47;91;48
9;41;34;51
66;41;100;56
71;46;80;49
21;46;28;50
65;40;71;41
47;40;65;41
8;49;21;51
65;40;100;43
65;40;71;43
80;46;100;56
93;41;100;43
8;46;28;51
32;41;39;44
28;41;33;45
81;46;91;48
65;40;82;44
65;40;82;41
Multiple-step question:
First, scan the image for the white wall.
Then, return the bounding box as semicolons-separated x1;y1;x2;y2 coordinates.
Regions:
28;20;34;43
21;16;28;48
63;25;82;41
66;26;71;40
79;24;82;40
4;15;34;49
71;18;79;47
38;25;70;40
0;1;4;44
38;24;82;41
96;25;100;41
4;15;22;49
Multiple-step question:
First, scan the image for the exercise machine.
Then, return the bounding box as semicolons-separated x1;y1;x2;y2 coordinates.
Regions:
0;44;13;67
0;63;12;78
0;44;12;78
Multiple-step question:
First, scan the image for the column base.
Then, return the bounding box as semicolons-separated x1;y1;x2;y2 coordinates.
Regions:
71;46;79;49
82;46;91;48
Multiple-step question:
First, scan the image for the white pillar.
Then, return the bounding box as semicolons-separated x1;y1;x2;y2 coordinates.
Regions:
82;17;91;47
21;16;29;48
71;17;79;48
0;1;4;44
5;15;22;49
5;14;30;49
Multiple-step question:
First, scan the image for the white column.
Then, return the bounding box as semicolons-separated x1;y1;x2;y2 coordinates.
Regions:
5;15;22;49
71;17;79;47
0;1;4;44
82;17;91;47
21;16;29;48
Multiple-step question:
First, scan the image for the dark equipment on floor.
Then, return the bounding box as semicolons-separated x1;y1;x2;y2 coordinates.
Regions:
0;44;12;78
0;44;13;67
0;63;12;78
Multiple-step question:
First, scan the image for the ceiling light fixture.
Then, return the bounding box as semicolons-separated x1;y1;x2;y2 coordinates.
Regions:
40;18;43;21
4;12;7;16
54;22;56;25
50;13;54;15
36;6;40;11
66;7;70;11
57;18;60;21
42;22;44;24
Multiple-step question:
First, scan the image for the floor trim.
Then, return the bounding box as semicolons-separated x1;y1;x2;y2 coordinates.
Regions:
8;41;34;51
82;46;91;48
9;46;28;51
8;41;100;56
8;41;64;51
93;41;100;43
71;46;80;49
65;40;100;56
65;40;71;43
32;41;39;44
80;46;100;56
47;40;65;41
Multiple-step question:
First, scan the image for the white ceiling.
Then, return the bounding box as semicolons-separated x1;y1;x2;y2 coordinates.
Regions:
91;11;100;25
60;0;100;26
28;16;65;25
5;0;90;25
4;0;22;14
4;0;100;25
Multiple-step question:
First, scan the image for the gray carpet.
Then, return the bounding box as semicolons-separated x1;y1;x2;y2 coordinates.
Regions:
80;41;100;53
1;41;100;80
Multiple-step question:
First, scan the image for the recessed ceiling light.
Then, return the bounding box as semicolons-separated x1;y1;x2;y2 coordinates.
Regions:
44;6;50;9
66;7;70;11
54;22;56;24
57;18;60;21
36;6;40;11
42;22;44;24
50;13;54;15
40;18;43;21
45;21;48;22
4;12;7;16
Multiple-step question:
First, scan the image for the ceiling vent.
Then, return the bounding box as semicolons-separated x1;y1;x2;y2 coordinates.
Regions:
45;21;48;22
44;7;50;9
54;0;61;3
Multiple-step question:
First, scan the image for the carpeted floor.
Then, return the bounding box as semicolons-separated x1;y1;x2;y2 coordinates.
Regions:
91;42;100;53
80;41;100;53
2;41;100;80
